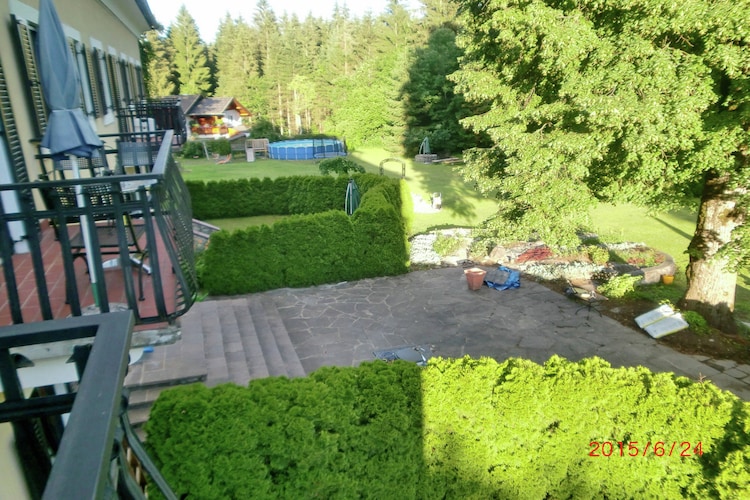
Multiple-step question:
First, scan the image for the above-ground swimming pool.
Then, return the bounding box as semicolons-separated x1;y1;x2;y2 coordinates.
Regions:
268;139;346;160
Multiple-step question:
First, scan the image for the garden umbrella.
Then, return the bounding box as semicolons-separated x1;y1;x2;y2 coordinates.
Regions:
38;0;104;306
345;178;360;215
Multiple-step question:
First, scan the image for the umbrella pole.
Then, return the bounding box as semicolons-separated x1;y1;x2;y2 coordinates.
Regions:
71;156;101;308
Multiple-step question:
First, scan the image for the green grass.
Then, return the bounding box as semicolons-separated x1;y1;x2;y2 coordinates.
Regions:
180;148;748;323
180;148;498;235
205;215;288;232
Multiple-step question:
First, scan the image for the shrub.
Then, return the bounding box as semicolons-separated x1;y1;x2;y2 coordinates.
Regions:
180;141;204;158
197;174;409;294
598;273;643;298
206;138;231;156
318;157;365;176
146;356;750;499
586;244;610;265
683;310;711;336
432;233;462;257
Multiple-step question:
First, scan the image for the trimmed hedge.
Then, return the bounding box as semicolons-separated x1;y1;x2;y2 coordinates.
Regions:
194;174;409;294
145;356;750;499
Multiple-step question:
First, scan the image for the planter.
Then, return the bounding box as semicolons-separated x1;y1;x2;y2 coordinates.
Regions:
464;267;487;291
662;274;674;285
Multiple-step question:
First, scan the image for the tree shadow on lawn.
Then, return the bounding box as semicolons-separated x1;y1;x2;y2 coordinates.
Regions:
407;161;486;220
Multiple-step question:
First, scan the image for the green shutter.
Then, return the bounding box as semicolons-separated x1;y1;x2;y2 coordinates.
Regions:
13;18;47;137
107;53;121;109
85;47;103;117
0;58;29;182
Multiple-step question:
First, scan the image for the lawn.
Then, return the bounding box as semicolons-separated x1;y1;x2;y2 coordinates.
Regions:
179;148;748;323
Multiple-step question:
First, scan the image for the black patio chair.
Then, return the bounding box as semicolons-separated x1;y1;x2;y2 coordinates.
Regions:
565;279;606;318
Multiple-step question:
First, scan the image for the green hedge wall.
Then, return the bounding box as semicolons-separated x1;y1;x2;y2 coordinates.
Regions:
145;356;750;499
195;174;409;294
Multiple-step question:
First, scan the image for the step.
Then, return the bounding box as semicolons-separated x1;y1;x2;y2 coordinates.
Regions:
123;318;207;391
218;300;252;386
233;298;270;380
198;301;230;386
260;295;306;378
248;296;288;377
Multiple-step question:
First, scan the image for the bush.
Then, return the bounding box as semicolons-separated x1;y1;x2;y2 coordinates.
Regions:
180;141;204;158
598;273;643;298
197;174;409;294
206;138;231;156
586;244;610;265
433;233;462;257
146;356;750;499
318;157;365;176
683;310;711;336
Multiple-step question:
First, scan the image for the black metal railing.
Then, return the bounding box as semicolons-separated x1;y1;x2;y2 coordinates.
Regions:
0;130;198;326
117;99;187;146
0;312;177;499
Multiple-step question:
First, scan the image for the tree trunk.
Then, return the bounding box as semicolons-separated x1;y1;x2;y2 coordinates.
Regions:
680;170;742;334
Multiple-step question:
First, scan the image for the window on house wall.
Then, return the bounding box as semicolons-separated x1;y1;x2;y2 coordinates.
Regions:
0;56;29;183
85;47;103;118
13;15;101;136
12;16;47;138
92;46;115;124
74;41;96;119
135;66;145;100
106;52;123;109
119;59;132;105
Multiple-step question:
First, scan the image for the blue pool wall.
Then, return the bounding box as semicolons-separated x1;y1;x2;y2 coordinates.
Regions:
268;139;347;160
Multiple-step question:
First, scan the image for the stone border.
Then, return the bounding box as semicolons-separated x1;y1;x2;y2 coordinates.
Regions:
620;251;677;285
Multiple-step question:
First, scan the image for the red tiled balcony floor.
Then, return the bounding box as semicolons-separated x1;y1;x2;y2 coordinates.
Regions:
0;221;179;328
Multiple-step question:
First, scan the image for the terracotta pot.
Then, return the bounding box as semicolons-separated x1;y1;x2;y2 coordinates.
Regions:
464;267;487;290
661;274;674;285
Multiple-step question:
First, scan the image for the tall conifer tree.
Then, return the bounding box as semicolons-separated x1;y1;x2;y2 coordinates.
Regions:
169;6;211;95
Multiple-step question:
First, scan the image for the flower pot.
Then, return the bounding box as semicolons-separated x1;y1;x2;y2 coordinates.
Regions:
464;267;487;290
661;274;674;285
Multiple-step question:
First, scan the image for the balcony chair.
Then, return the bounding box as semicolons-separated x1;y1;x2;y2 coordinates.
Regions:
43;181;149;301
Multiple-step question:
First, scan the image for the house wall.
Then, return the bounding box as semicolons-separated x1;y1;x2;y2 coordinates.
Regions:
0;0;151;184
0;422;31;500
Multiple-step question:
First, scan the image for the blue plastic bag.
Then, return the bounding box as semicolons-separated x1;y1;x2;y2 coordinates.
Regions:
484;266;520;291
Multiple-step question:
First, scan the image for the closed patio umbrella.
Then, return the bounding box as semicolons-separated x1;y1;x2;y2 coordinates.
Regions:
38;0;104;306
345;178;360;215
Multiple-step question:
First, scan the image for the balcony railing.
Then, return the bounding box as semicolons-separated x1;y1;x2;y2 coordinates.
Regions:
0;311;177;499
0;130;197;326
117;99;188;147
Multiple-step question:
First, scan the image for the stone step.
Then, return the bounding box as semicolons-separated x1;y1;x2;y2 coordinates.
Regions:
124;307;210;427
218;300;253;386
234;298;271;380
248;296;288;377
198;301;230;387
125;293;306;429
260;295;306;378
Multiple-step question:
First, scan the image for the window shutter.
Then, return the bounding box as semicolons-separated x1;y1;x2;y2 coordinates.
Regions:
67;38;87;115
85;48;103;117
107;53;121;109
13;17;47;136
0;58;29;182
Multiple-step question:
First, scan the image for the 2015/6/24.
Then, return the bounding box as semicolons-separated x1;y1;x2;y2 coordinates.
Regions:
589;441;703;457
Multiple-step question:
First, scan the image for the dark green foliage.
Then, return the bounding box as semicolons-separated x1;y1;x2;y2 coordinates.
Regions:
206;138;231;156
196;174;409;294
683;310;711;336
179;141;204;158
146;356;750;499
249;118;283;142
318;157;365;176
